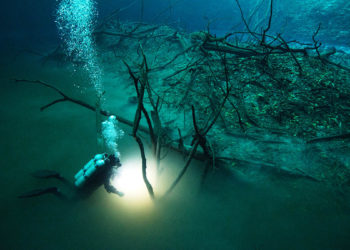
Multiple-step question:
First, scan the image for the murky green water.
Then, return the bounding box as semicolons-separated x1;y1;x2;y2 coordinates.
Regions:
1;54;350;250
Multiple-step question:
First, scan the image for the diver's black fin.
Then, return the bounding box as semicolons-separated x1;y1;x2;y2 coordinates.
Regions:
18;187;61;198
31;170;63;180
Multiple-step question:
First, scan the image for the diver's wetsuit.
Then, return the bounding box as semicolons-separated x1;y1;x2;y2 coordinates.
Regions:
75;154;124;199
18;154;124;200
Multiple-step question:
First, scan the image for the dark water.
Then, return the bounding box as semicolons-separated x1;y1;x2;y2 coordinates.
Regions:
1;1;350;249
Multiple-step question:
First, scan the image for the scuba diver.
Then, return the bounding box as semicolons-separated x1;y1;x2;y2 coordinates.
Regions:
18;153;124;200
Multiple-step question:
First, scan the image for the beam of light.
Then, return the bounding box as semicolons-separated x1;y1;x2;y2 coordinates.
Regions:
111;157;156;206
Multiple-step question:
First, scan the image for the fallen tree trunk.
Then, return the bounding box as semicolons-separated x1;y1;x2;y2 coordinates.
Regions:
14;78;325;183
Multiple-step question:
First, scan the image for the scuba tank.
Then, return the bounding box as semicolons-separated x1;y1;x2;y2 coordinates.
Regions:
74;154;108;188
74;154;104;180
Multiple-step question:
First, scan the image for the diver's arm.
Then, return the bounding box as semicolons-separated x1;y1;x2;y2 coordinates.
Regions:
104;181;124;197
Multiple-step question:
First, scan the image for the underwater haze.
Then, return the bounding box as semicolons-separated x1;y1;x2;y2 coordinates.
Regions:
1;1;350;249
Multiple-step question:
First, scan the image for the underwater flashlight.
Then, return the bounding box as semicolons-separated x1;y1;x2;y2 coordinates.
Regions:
111;157;156;202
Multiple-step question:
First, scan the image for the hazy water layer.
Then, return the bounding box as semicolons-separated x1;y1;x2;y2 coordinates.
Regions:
0;57;350;250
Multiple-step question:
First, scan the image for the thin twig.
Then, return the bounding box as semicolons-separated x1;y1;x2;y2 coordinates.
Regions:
261;0;273;45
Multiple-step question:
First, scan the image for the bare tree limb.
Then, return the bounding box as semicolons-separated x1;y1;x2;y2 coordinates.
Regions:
13;79;150;134
234;0;260;41
135;134;155;200
307;133;350;144
164;140;200;196
261;0;273;45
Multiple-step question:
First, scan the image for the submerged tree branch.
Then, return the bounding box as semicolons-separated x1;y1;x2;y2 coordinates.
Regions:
261;0;273;45
307;133;350;144
127;53;156;200
13;79;150;134
135;134;155;199
164;140;200;196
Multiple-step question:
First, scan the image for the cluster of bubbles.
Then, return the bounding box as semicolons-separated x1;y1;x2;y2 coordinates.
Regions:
102;116;124;157
56;1;124;155
55;0;102;94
